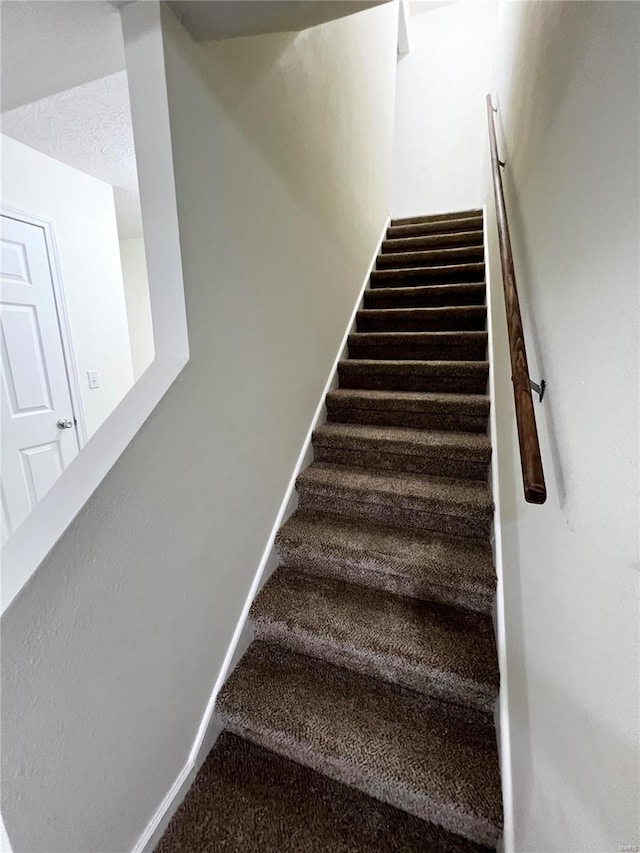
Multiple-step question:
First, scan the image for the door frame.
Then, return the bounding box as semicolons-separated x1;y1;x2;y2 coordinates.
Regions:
1;204;88;447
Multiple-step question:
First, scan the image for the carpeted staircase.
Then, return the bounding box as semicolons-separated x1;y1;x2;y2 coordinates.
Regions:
157;209;503;852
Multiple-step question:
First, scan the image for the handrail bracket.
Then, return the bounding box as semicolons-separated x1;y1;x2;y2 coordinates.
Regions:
530;379;546;403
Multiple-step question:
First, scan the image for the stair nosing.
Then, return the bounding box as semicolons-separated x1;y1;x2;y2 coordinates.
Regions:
275;509;497;609
251;568;499;712
373;262;484;274
326;387;490;404
349;331;488;338
217;642;502;847
390;209;482;226
357;306;486;316
338;358;490;370
313;422;491;457
377;250;484;265
387;220;484;237
365;282;486;295
297;462;494;519
382;229;484;247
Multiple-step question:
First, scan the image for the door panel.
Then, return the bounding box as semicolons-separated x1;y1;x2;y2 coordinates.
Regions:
0;215;79;537
20;441;64;508
1;304;54;412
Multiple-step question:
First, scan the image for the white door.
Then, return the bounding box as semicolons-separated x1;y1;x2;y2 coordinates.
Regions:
1;214;80;541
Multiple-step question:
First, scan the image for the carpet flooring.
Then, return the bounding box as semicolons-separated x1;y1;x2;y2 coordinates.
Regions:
156;209;502;852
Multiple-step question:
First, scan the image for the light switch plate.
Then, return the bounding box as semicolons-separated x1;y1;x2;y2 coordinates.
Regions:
87;370;100;389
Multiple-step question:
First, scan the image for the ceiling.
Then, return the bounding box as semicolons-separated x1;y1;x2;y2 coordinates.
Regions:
409;1;459;15
0;1;141;238
2;71;142;240
167;1;390;42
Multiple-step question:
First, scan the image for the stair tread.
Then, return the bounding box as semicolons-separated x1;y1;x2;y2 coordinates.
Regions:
382;231;484;253
356;305;486;333
297;462;493;518
387;217;483;238
348;332;487;365
314;422;491;459
365;281;485;303
349;330;487;345
275;510;496;609
372;262;484;281
157;731;493;853
252;569;499;711
357;306;486;319
337;359;489;395
218;643;503;847
377;247;483;267
339;358;489;376
327;387;490;412
391;209;482;226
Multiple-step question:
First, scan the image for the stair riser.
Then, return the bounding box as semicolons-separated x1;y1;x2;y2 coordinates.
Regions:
327;407;488;433
313;445;489;480
377;248;484;269
382;231;483;253
364;286;486;309
391;210;481;226
338;369;488;394
275;550;493;616
371;265;485;288
252;619;496;713
387;217;483;238
297;494;491;540
356;312;486;333
348;343;487;361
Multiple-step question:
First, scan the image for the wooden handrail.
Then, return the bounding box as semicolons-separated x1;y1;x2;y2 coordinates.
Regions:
486;94;546;504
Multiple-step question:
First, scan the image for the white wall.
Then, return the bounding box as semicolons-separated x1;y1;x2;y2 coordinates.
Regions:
0;4;398;851
391;1;498;218
487;3;639;851
120;238;154;379
1;136;134;438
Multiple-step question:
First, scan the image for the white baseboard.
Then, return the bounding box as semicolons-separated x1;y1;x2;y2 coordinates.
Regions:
132;763;195;853
483;203;514;853
1;814;13;853
130;215;390;853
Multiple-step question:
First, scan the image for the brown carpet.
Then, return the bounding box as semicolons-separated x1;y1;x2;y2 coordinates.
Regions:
156;733;493;853
156;209;503;851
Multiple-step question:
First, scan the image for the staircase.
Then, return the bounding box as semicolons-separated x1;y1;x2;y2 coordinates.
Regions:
156;209;503;852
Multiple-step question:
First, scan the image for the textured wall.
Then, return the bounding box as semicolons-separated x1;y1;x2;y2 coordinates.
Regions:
391;1;498;218
0;4;398;851
486;3;640;850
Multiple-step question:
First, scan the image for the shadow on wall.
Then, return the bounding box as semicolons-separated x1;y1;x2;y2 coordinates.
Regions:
497;1;600;186
168;4;396;255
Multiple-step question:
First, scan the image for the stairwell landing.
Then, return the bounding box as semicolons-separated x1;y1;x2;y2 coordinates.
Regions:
156;209;503;852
